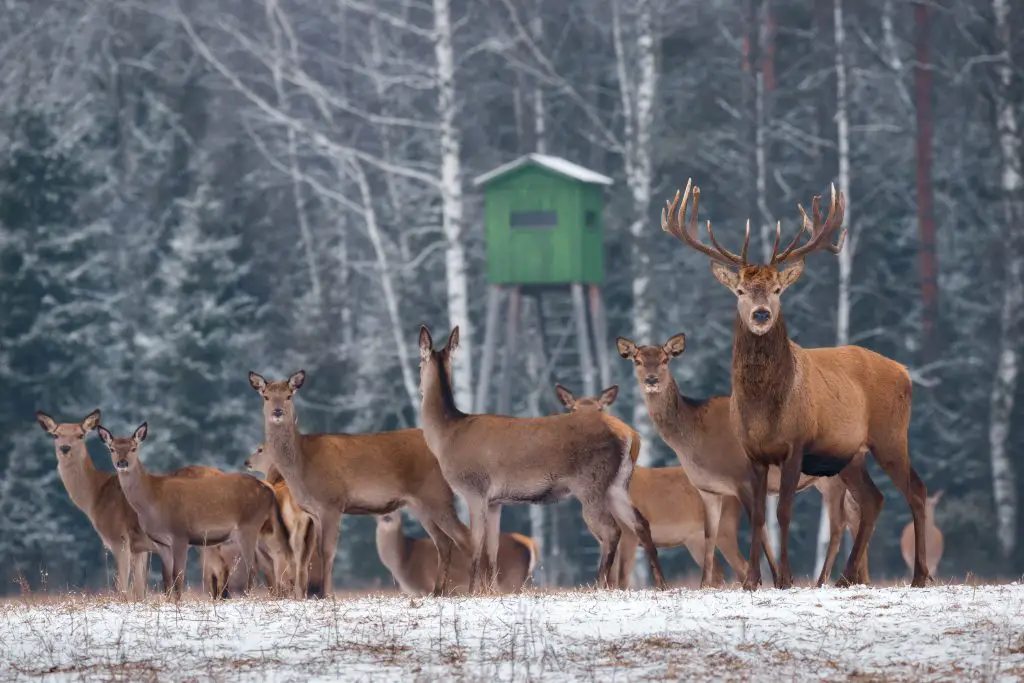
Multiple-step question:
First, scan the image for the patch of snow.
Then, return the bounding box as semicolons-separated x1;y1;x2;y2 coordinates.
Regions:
472;154;613;187
1;585;1022;681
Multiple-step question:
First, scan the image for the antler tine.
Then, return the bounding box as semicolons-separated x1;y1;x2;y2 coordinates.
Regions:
704;218;747;266
660;179;745;266
772;182;847;265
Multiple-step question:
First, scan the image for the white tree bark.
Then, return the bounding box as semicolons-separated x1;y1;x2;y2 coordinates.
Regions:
613;0;657;587
815;0;854;577
433;0;473;412
988;0;1021;560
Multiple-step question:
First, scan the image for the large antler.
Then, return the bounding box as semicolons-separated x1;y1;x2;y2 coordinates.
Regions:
661;178;750;267
770;184;847;266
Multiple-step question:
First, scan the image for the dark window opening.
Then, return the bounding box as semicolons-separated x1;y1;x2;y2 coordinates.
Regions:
510;210;557;228
585;210;597;229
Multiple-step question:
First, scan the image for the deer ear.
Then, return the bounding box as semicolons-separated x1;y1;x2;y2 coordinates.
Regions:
36;411;58;435
711;262;740;291
248;372;267;394
777;260;804;291
599;385;619;407
419;325;433;359
96;425;113;446
446;326;460;355
288;370;306;392
554;384;576;410
81;409;101;432
616;337;637;360
664;334;686;357
133;422;148;443
930;489;944;503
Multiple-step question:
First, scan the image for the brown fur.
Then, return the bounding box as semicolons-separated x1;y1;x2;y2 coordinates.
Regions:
614;338;872;588
375;513;537;595
96;422;279;600
418;325;666;593
245;445;317;598
663;180;928;590
247;370;468;598
901;490;944;578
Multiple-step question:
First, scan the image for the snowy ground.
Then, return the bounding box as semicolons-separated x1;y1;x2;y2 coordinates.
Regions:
1;584;1023;681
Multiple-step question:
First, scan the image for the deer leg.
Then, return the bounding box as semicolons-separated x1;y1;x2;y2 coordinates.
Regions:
581;501;620;589
316;513;341;598
614;530;639;589
291;520;309;599
299;521;316;598
737;482;779;585
775;447;803;589
153;545;174;597
630;506;666;590
419;518;454;597
814;478;847;587
743;461;769;592
131;552;149;600
170;541;188;601
843;493;871;583
113;545;131;597
484;503;502;593
715;497;748;583
837;452;883;587
697;491;723;589
466;502;489;594
871;434;928;587
407;497;459;596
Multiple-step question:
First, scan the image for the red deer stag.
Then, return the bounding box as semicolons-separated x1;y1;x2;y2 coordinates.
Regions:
375;513;537;595
418;325;666;593
247;371;468;598
901;490;944;578
661;178;928;589
614;336;872;587
97;422;285;599
245;443;317;598
555;384;742;587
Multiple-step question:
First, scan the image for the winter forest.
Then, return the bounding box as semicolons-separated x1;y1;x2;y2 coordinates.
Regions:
1;0;1022;594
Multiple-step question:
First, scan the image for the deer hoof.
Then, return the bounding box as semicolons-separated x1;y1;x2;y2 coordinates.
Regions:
742;577;760;592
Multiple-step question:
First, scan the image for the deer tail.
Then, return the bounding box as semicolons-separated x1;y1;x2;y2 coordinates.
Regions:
509;532;539;578
629;429;641;465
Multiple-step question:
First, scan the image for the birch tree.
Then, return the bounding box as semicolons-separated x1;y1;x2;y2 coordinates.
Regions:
987;0;1021;561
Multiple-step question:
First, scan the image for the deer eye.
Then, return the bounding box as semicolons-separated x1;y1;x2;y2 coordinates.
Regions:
773;287;782;295
736;288;745;295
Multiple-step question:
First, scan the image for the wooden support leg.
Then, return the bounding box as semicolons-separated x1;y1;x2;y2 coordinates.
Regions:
475;286;504;414
571;283;597;397
497;286;521;416
588;285;611;393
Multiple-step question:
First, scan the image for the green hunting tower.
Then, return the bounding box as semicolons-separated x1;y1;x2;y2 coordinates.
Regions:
472;154;614;416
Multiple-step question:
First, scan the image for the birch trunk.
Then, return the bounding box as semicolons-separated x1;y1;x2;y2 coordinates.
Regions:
433;0;473;412
913;1;938;360
613;0;657;587
815;0;853;577
988;0;1021;561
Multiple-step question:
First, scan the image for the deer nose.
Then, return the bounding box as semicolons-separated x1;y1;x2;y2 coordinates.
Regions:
59;444;71;455
115;459;129;471
644;375;659;386
752;308;771;324
271;408;284;419
244;460;252;470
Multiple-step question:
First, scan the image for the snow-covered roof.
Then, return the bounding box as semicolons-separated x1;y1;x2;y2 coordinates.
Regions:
472;153;614;187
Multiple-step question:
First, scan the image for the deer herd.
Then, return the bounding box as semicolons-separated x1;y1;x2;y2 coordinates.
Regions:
35;179;941;601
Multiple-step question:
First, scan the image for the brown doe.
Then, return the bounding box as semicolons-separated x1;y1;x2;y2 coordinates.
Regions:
418;325;666;593
614;336;872;588
556;384;744;587
97;422;285;599
661;178;928;589
901;490;944;578
245;443;318;598
247;370;468;597
375;512;537;595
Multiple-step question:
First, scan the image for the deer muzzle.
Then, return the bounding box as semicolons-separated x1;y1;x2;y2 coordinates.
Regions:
270;408;285;421
752;308;772;325
59;444;72;455
114;459;130;471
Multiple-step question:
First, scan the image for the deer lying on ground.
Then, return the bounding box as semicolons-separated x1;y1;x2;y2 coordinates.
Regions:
662;178;929;589
245;443;317;599
901;490;943;578
418;325;665;593
96;422;286;599
375;512;537;595
555;384;743;587
614;336;872;588
247;371;468;598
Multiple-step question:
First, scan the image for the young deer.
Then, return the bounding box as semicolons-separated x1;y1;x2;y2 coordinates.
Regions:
901;490;944;578
555;384;743;587
247;370;468;598
375;513;537;595
245;443;317;599
662;178;928;589
614;336;871;588
418;325;666;593
97;422;284;599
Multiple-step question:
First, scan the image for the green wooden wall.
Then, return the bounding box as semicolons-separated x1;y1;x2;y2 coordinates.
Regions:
483;166;605;285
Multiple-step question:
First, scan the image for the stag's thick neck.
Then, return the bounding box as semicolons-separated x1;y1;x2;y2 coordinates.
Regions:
420;357;466;436
730;311;796;418
57;450;109;515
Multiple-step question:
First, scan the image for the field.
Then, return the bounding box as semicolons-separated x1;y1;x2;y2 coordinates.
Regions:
2;583;1023;681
